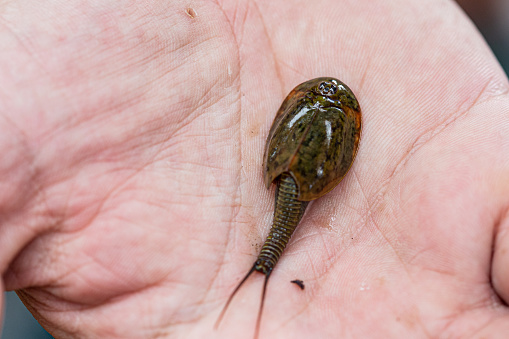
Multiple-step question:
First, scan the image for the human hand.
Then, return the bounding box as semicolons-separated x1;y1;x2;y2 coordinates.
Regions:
1;1;508;338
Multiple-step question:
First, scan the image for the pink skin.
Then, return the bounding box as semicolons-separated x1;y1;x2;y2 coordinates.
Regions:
1;0;509;338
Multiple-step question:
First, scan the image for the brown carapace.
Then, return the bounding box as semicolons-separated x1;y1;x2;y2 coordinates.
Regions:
215;77;362;338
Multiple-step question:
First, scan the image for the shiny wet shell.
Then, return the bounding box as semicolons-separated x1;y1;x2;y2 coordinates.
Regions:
263;77;362;201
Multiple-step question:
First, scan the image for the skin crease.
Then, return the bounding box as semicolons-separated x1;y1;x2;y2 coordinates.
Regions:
0;0;508;338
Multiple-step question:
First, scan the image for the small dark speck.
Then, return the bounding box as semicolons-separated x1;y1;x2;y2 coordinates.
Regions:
186;8;197;18
291;279;305;290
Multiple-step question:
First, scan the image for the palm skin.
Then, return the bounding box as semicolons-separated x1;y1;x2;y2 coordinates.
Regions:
1;0;509;338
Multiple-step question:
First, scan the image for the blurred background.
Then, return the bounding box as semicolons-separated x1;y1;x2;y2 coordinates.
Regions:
1;1;508;338
458;0;509;72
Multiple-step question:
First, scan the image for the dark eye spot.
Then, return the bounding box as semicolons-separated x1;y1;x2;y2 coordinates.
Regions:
318;81;337;96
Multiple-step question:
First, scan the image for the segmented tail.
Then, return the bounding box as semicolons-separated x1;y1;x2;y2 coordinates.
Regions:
215;173;308;339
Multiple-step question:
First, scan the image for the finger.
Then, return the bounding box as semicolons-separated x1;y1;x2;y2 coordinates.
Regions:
492;210;509;304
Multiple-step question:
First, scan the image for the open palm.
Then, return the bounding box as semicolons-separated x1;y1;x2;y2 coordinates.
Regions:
1;1;509;338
